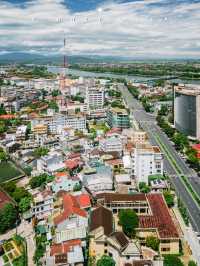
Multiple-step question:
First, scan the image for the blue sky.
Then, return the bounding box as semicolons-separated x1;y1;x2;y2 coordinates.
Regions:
0;0;200;58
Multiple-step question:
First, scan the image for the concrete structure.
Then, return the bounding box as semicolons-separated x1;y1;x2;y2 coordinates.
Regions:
82;165;113;193
86;86;105;110
174;85;200;140
37;151;65;174
31;114;87;134
107;108;130;129
132;144;163;184
99;134;123;153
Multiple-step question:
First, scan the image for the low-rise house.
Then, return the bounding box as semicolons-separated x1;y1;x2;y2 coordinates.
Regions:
48;239;84;266
53;192;90;243
52;172;80;193
99;134;123;153
82;165;113;193
37;151;65;174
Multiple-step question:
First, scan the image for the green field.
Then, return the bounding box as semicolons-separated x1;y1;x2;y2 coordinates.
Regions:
0;161;22;183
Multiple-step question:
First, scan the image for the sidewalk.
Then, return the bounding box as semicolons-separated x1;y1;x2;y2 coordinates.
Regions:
173;207;200;266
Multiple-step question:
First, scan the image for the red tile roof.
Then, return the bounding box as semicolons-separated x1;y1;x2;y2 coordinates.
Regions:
0;190;13;209
0;114;16;120
54;193;87;225
76;194;91;208
50;239;81;256
65;159;80;170
139;194;179;239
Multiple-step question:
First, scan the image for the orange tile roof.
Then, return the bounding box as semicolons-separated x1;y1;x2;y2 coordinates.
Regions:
76;194;91;208
50;239;81;256
54;193;87;225
55;172;69;178
0;114;16;120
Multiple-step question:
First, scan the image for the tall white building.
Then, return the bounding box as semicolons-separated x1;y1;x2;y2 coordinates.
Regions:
123;143;163;184
86;86;105;110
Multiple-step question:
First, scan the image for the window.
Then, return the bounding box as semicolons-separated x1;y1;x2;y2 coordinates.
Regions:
104;243;108;247
108;253;113;257
104;249;107;254
161;247;170;252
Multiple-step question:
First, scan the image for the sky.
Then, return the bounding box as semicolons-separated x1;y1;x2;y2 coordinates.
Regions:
0;0;200;59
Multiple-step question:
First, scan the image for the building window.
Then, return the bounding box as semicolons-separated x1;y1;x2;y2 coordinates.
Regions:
108;253;113;257
104;249;107;254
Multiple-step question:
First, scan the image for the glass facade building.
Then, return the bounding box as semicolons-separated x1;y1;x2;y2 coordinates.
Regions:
174;91;197;137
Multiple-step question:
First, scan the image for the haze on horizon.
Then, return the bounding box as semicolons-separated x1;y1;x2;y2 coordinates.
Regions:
0;0;200;59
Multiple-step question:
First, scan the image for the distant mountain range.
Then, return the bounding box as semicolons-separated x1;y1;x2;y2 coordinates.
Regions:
0;52;199;65
0;52;128;65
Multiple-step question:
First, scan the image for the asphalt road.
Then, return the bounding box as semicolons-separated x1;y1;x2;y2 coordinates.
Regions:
119;84;200;232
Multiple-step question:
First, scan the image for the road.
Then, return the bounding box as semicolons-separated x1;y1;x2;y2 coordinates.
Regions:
119;84;200;233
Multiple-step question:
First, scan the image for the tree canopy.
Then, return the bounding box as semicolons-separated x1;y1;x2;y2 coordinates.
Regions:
164;255;184;266
0;203;18;234
97;255;115;266
146;235;160;251
119;209;139;238
163;191;174;208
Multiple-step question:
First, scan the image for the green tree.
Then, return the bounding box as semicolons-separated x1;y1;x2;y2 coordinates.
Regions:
97;255;115;266
139;182;150;193
146;235;160;251
29;174;48;189
164;255;184;266
0;120;6;134
163;191;174;208
0;148;7;161
19;197;32;213
188;261;197;266
33;147;49;158
158;105;168;116
0;203;18;234
73;183;82;192
172;133;189;151
12;187;30;203
119;209;139;238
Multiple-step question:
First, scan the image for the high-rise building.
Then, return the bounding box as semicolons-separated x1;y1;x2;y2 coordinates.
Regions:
174;85;200;140
86;86;105;110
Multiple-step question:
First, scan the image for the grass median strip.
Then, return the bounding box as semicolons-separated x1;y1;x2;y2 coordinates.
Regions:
155;133;200;208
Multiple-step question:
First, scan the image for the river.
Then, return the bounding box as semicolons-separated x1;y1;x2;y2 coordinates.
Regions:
48;66;200;85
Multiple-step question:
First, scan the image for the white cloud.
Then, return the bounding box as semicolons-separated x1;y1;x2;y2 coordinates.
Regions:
0;0;200;58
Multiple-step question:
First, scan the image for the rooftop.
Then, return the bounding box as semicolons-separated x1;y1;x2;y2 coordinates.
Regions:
90;206;113;236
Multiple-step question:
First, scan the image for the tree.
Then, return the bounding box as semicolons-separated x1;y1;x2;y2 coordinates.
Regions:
139;182;150;193
164;255;184;266
146;235;160;251
33;147;49;158
51;89;61;97
172;133;189;151
19;197;32;213
0;148;7;161
29;173;48;189
0;120;6;134
12;187;30;203
119;209;139;238
73;183;82;192
0;203;18;234
158;105;168;116
97;255;115;266
164;191;174;208
188;261;197;266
